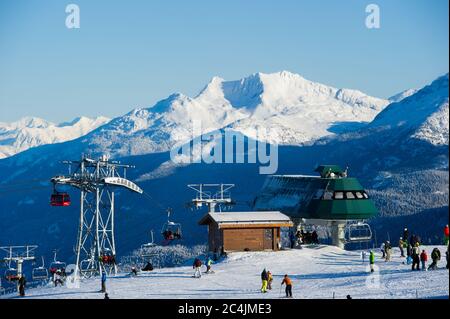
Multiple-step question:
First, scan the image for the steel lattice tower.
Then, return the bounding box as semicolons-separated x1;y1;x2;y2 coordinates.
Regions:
51;155;142;278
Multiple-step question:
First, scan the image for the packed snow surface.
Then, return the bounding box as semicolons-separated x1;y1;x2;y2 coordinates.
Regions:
3;245;448;299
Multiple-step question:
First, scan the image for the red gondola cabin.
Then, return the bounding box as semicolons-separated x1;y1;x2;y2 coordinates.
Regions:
50;193;71;207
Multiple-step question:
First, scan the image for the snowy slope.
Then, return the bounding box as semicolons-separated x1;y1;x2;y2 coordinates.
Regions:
82;71;388;156
0;116;110;158
389;88;419;103
368;73;449;146
2;246;448;299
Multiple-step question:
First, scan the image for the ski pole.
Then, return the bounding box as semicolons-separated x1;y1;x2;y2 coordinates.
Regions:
279;284;283;298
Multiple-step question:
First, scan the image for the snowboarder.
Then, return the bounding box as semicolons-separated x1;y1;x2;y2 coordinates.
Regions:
385;241;392;262
399;237;405;257
193;258;202;278
261;269;268;293
281;274;293;298
369;250;375;272
428;248;441;270
101;271;107;293
420;249;428;271
130;266;138;276
267;271;273;290
411;243;421;271
444;225;449;245
18;275;26;297
380;242;386;259
205;256;214;274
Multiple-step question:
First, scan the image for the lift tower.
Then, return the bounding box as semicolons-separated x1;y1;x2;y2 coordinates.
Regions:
51;155;143;278
0;245;37;292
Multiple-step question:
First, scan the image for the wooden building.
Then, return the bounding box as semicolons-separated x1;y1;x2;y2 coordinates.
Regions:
198;211;293;253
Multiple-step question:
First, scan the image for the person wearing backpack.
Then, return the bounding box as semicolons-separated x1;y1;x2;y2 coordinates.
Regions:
411;243;421;271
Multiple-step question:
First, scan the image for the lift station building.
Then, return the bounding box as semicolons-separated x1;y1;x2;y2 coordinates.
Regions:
198;211;293;253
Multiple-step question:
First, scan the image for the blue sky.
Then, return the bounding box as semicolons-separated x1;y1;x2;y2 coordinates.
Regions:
0;0;448;123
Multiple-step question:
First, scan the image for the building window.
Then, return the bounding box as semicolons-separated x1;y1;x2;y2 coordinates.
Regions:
334;192;344;199
346;192;355;199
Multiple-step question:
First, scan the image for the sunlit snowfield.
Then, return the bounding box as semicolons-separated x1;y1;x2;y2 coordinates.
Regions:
2;245;448;299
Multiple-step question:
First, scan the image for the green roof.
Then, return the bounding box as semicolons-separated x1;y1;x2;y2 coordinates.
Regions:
315;165;344;178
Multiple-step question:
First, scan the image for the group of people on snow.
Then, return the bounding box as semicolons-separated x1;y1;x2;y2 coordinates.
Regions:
370;225;449;273
192;256;214;278
261;268;293;298
290;229;319;248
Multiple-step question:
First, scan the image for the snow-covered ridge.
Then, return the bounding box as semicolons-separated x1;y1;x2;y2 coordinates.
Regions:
0;116;110;158
369;73;449;145
84;71;390;157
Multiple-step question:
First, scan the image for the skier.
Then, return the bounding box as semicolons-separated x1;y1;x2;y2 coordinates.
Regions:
205;256;214;274
18;275;26;297
361;251;366;263
130;266;138;276
101;271;107;293
193;258;202;278
380;242;386;259
267;271;273;290
399;237;405;257
261;268;268;293
385;241;392;262
428;248;441;271
411;243;421;271
281;274;293;298
444;225;449;245
104;293;110;299
420;249;428;271
369;250;375;272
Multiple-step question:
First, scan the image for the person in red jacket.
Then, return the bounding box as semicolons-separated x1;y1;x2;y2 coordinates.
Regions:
444;225;449;245
420;250;428;271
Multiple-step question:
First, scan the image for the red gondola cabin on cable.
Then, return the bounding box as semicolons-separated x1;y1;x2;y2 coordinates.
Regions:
50;192;71;207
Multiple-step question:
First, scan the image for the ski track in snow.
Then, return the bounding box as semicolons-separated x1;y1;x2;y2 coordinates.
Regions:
2;245;448;299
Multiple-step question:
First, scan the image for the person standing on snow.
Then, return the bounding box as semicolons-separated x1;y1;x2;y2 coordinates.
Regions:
399;237;405;257
428;248;441;270
403;228;409;243
261;269;269;293
18;275;26;297
380;242;386;259
369;250;375;272
281;274;293;298
101;271;107;293
444;225;449;245
205;256;213;274
193;258;202;278
267;271;273;290
361;251;366;263
411;243;421;271
385;241;392;262
420;249;428;271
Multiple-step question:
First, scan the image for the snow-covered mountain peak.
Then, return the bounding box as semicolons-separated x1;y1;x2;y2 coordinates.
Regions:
0;116;53;130
369;73;449;145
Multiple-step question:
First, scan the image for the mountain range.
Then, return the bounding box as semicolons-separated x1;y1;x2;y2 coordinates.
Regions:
0;116;110;159
0;71;447;263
